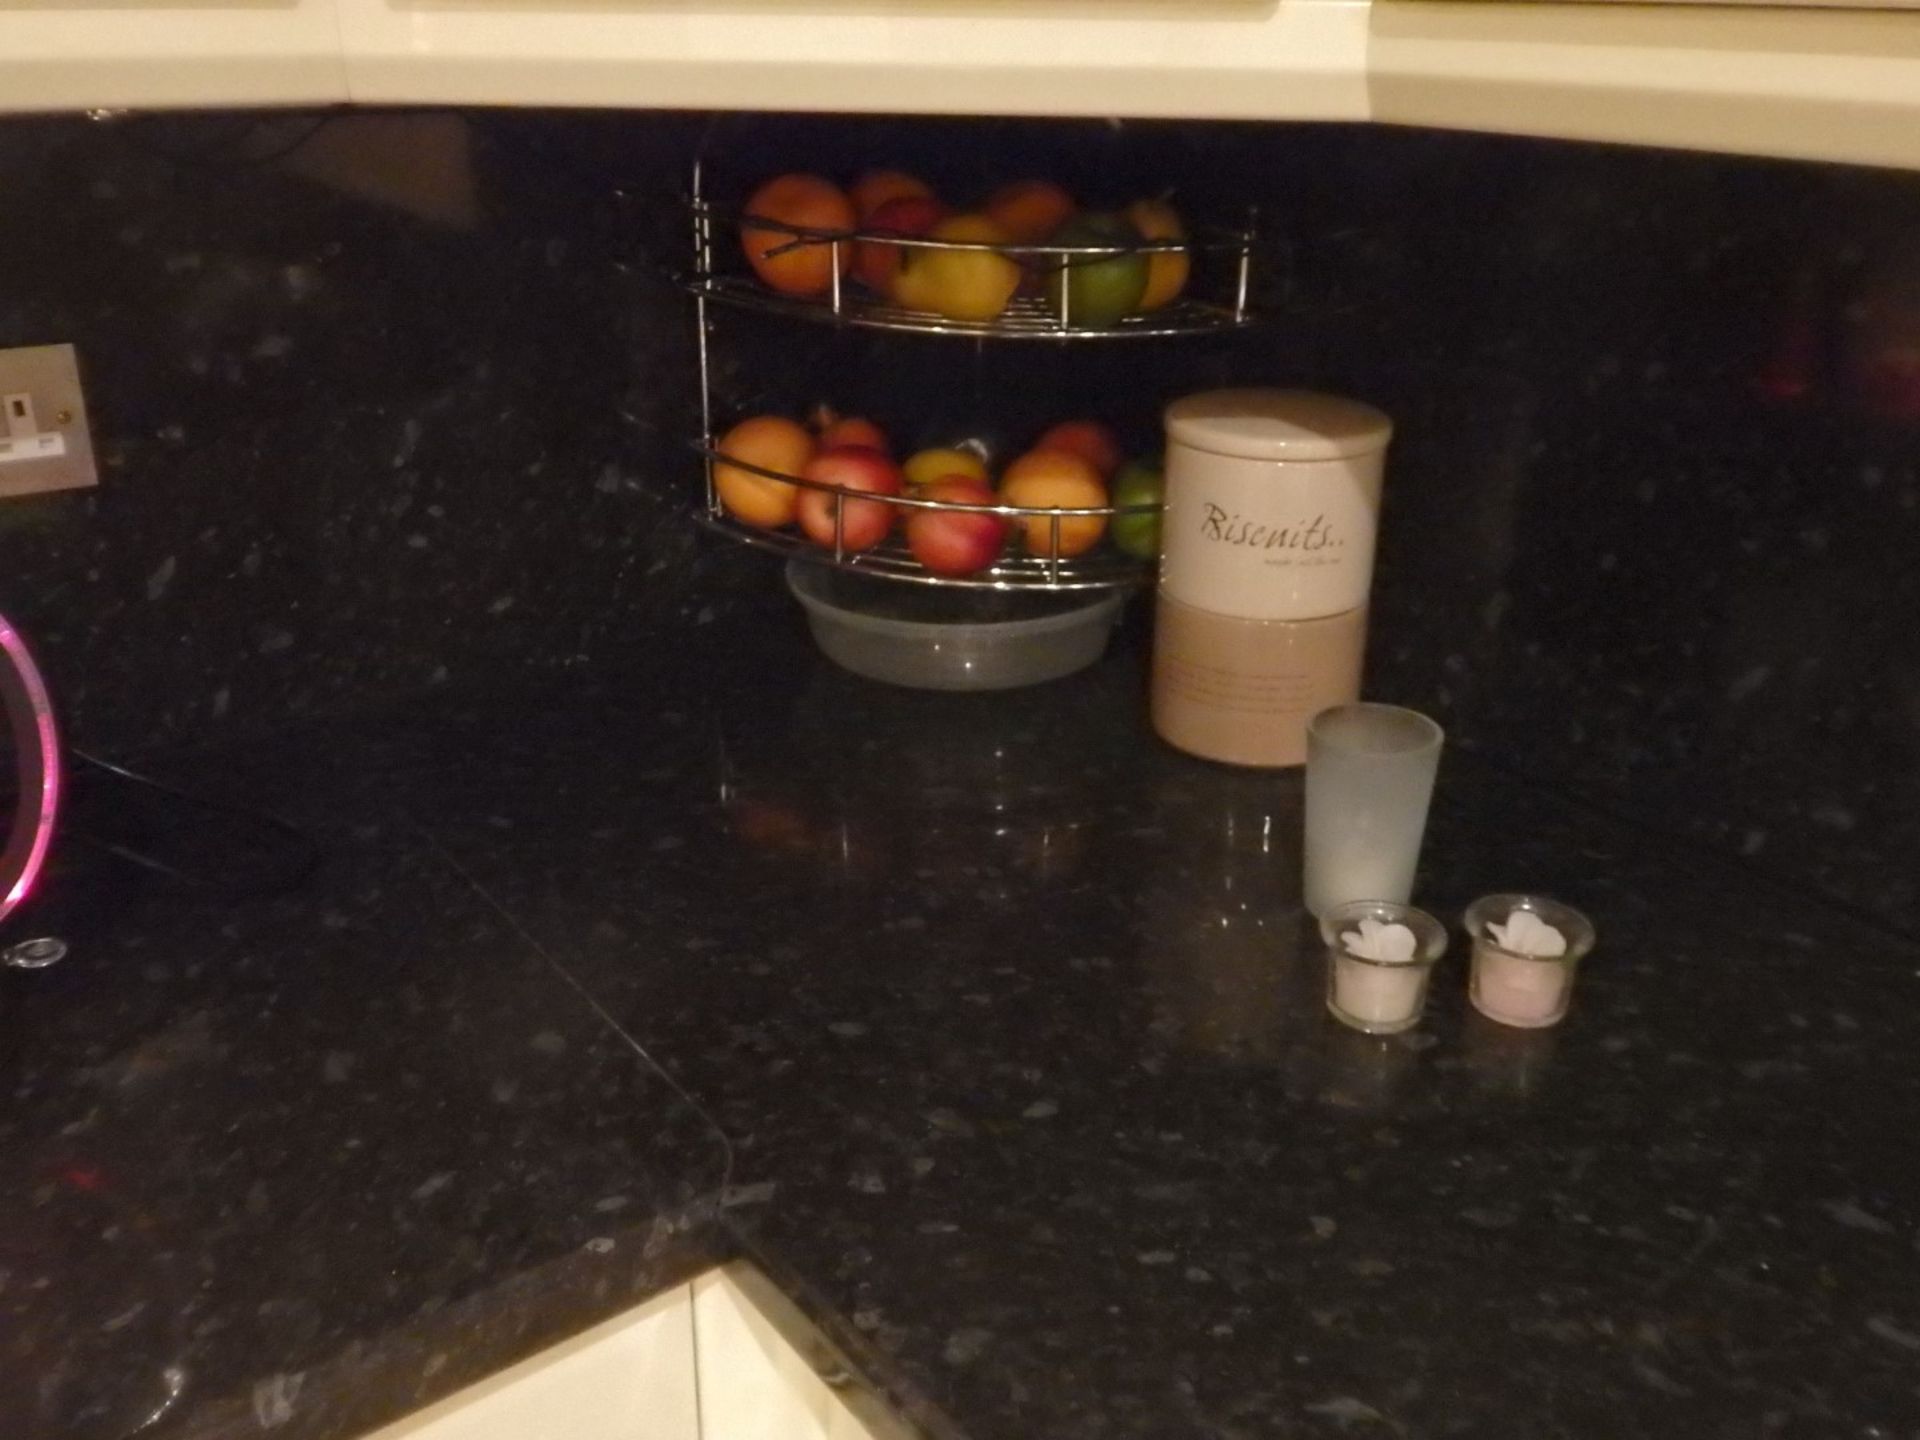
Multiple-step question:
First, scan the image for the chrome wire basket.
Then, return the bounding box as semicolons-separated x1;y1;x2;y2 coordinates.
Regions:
678;156;1265;593
690;440;1156;592
683;195;1259;340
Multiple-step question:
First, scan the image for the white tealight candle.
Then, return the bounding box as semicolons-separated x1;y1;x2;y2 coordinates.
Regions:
1324;913;1440;1035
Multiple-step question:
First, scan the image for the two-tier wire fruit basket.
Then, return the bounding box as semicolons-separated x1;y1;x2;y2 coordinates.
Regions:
679;158;1265;594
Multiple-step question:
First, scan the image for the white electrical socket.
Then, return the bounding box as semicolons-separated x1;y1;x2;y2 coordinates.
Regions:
0;344;97;498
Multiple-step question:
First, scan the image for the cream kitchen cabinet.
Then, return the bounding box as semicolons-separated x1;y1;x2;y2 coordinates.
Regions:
0;0;346;112
328;0;1372;122
689;1265;913;1440
360;1265;911;1440
8;2;1920;210
327;0;1920;171
360;1284;698;1440
1371;0;1920;174
332;0;1920;174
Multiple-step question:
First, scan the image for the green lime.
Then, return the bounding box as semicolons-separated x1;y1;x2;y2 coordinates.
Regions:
1046;213;1150;329
1110;457;1164;559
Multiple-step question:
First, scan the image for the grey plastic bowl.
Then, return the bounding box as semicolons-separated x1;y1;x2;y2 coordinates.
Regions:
785;558;1125;691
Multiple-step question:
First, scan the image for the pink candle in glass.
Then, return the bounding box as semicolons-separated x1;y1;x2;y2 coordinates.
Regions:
1465;896;1595;1030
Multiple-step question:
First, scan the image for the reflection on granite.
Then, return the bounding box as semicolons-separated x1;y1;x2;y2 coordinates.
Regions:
0;767;729;1440
318;617;1920;1440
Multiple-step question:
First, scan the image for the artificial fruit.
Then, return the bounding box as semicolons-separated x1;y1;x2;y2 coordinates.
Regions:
903;446;991;491
984;179;1077;246
850;169;936;222
796;445;904;553
1032;420;1123;479
893;214;1023;323
713;414;814;529
1109;456;1165;558
1046;212;1149;328
1125;198;1190;312
740;174;856;298
853;194;946;297
999;450;1109;558
906;479;1008;578
814;410;890;454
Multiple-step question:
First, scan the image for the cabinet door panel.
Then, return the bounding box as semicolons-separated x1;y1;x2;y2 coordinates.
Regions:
692;1266;920;1440
0;1;346;112
692;1271;835;1440
362;1284;698;1440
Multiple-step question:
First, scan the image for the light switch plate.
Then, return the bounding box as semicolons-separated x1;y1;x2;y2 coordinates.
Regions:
0;344;98;499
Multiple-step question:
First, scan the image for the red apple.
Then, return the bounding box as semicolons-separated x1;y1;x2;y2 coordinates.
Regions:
796;445;903;553
906;478;1008;578
854;195;947;298
816;414;889;454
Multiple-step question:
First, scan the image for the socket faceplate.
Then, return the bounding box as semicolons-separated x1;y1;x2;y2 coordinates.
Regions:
0;344;97;499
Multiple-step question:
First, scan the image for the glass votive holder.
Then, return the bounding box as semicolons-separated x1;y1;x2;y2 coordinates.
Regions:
1464;893;1596;1029
1318;900;1449;1035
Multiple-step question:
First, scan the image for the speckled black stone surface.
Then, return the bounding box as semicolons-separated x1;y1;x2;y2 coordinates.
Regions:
0;110;759;758
8;110;1920;1438
657;118;1920;946
6;111;1920;932
1274;132;1920;942
1;763;730;1440
20;619;1914;1440
371;621;1920;1440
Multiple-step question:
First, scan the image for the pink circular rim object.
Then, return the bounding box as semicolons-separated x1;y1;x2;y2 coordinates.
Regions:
0;611;60;926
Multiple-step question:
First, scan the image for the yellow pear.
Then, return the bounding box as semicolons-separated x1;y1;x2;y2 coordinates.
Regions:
904;447;991;491
1126;198;1190;312
892;214;1022;323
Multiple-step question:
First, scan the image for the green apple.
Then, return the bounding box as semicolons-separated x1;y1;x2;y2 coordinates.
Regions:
1110;456;1165;558
1046;213;1149;328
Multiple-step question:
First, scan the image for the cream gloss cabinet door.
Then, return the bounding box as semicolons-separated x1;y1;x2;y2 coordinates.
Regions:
0;0;347;112
1369;1;1920;172
331;0;1372;122
360;1283;700;1440
691;1266;907;1440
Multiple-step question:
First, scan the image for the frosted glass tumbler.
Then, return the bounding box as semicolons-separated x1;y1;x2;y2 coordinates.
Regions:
1303;703;1444;917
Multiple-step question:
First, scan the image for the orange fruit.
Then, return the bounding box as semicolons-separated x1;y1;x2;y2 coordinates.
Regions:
1032;420;1123;479
713;415;814;529
740;174;856;297
984;180;1077;246
1126;198;1190;312
999;450;1109;558
850;169;936;222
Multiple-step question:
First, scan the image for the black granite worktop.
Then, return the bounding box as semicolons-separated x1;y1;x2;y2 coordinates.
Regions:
1;754;732;1439
9;610;1920;1439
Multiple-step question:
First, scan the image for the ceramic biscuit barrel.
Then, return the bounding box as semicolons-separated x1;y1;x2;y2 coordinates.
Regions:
1150;388;1393;768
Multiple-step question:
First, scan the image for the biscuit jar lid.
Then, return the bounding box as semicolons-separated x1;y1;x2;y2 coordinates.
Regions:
1164;388;1392;462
